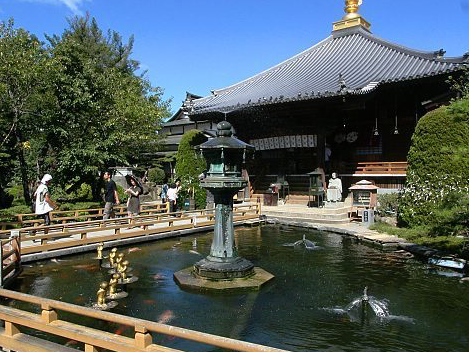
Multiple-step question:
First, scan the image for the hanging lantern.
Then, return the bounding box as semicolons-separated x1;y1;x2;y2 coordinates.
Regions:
373;117;379;136
393;114;399;135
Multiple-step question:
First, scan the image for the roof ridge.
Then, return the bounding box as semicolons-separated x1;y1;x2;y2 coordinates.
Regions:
356;27;466;63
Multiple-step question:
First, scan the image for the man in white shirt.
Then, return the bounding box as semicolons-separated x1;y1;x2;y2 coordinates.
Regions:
167;183;178;213
35;174;57;226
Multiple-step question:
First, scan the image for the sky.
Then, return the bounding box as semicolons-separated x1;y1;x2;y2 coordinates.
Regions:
1;0;468;114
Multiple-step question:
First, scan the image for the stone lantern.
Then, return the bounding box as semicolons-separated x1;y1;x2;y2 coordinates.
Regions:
174;121;274;291
194;121;255;279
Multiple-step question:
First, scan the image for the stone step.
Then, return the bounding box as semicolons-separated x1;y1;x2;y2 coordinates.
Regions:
262;210;349;221
264;215;350;225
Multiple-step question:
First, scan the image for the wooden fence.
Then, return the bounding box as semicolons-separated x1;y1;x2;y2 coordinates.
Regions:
0;288;289;352
2;204;261;257
0;203;170;230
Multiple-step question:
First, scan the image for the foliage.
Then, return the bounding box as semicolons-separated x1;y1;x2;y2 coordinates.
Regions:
148;167;166;184
0;16;171;207
370;222;468;259
116;184;128;203
58;201;101;211
0;204;31;219
447;63;469;98
376;193;399;216
0;19;50;205
399;106;469;226
175;130;207;209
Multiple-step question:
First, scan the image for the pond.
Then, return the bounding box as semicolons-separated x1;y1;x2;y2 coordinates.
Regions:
9;225;469;352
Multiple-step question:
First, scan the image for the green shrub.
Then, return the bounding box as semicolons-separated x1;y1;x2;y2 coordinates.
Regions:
399;105;469;227
175;130;208;209
0;205;31;222
148;167;166;184
377;193;399;216
116;185;128;203
6;184;25;206
59;201;101;211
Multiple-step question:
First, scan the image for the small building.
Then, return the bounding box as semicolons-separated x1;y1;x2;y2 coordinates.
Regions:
159;93;216;177
184;1;468;202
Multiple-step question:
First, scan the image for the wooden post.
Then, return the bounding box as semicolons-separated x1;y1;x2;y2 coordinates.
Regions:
85;344;100;352
41;303;58;323
10;230;21;269
4;321;20;336
134;325;152;348
0;242;3;287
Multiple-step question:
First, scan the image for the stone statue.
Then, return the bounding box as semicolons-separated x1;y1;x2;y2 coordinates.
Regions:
109;248;118;267
97;282;108;306
109;274;120;296
96;243;104;259
327;172;343;202
119;260;129;280
116;253;125;271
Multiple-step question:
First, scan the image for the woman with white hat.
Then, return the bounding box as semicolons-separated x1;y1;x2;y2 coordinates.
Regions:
35;174;57;226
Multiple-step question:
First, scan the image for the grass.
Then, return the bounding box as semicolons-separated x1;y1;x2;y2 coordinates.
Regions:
370;222;469;259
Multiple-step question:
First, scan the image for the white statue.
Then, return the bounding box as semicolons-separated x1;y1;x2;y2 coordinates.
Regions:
327;172;342;202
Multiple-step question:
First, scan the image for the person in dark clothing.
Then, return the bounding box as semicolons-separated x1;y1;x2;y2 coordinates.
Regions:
103;171;120;220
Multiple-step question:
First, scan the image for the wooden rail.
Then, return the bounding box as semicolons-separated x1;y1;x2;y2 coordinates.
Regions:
347;161;407;175
0;232;21;288
2;204;261;257
0;288;290;352
0;203;170;230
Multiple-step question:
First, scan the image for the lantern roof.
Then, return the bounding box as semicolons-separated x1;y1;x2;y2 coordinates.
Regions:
199;121;255;150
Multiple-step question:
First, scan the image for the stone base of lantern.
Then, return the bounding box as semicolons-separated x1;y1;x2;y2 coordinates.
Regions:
174;266;274;292
193;256;254;279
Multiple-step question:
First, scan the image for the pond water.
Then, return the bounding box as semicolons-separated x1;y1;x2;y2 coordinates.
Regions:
9;225;469;352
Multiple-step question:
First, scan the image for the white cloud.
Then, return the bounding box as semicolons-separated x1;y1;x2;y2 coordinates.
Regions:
18;0;90;14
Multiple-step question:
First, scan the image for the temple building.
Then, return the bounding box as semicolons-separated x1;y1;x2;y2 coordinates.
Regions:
177;1;468;201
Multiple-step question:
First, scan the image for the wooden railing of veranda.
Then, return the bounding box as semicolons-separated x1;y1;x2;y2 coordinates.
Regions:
0;288;289;352
1;203;261;257
0;203;170;230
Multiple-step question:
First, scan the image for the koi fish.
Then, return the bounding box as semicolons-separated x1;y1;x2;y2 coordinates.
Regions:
152;273;165;280
188;250;201;256
158;310;175;324
114;325;130;336
143;299;156;305
128;247;141;253
74;296;85;303
65;340;78;346
73;264;96;270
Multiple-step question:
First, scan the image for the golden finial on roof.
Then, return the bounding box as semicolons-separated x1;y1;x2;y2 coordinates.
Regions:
343;0;362;20
333;0;370;32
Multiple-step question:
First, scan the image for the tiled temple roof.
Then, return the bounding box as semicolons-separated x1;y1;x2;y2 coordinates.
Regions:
188;26;468;115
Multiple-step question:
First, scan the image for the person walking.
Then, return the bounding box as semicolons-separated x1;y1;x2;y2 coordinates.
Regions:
125;176;142;217
35;174;56;226
160;180;169;204
167;183;178;214
103;171;120;220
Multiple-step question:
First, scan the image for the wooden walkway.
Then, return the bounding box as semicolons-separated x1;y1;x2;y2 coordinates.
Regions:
1;204;261;262
0;288;290;352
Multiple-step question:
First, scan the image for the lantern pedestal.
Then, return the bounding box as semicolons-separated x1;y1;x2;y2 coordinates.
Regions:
174;121;274;292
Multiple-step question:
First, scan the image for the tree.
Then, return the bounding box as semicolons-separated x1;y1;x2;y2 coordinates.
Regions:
175;130;207;209
0;19;50;205
399;105;469;226
42;15;170;199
